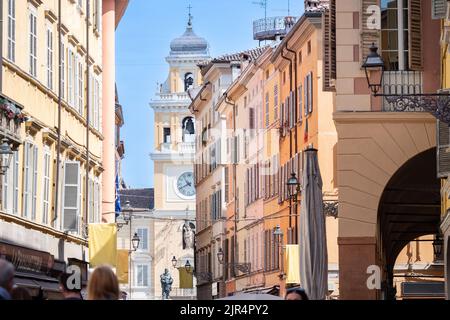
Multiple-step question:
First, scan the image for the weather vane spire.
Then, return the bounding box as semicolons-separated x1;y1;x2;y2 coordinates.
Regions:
187;4;193;27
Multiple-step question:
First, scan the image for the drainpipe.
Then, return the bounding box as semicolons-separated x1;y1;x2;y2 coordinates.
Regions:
284;44;299;244
224;93;236;279
280;44;294;241
85;0;91;226
54;0;62;225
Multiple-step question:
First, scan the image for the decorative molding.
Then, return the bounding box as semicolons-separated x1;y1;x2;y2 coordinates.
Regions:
68;34;80;47
93;65;102;75
77;45;87;57
323;201;338;218
45;10;58;23
42;130;58;145
25;119;44;136
59;24;69;36
28;0;43;7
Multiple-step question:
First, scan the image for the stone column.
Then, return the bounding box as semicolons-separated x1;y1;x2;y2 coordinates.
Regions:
338;237;379;300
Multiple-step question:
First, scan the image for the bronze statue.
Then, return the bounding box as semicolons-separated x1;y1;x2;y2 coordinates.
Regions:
160;268;173;300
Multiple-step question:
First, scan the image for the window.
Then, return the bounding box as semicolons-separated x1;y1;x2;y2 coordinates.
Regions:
29;6;37;77
136;264;149;287
136;228;148;250
68;48;75;106
62;161;80;232
265;93;269;126
7;0;16;62
381;0;409;70
163;128;171;143
2;151;19;215
298;85;303;122
307;40;311;55
274;85;279;121
89;71;100;130
94;0;102;32
298;50;302;64
61;42;65;99
184;73;194;91
249;108;255;130
283;71;286;85
304;72;313;116
77;58;84;114
224;167;229;203
23;142;38;220
46;26;54;90
42;149;51;225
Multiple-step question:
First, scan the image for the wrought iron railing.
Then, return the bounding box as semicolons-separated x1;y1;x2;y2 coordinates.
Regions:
382;71;424;112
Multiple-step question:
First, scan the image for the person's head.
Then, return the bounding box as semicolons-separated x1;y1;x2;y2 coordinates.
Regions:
285;288;309;300
59;272;82;298
0;259;14;293
87;265;119;300
11;286;32;300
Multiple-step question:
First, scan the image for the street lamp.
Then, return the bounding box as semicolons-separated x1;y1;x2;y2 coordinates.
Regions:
287;173;301;202
0;139;13;176
217;248;224;264
185;260;192;273
172;256;178;268
131;232;140;251
273;226;286;279
433;234;444;261
362;43;450;124
362;43;385;95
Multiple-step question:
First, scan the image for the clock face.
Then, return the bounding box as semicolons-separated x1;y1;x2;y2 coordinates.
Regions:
177;172;196;197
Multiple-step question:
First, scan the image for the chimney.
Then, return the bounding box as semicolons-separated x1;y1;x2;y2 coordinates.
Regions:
284;16;295;33
231;62;242;81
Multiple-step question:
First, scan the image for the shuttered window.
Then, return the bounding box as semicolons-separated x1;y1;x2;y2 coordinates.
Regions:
323;0;336;91
265;92;270;126
437;120;450;178
23;142;37;220
2;151;19;215
68;47;75;106
409;0;423;70
432;0;446;19
7;0;16;62
46;26;53;90
42;149;51;225
29;6;37;77
137;228;148;250
63;161;80;232
94;0;102;32
280;102;285;137
298;85;303;122
274;85;279;121
61;42;65;99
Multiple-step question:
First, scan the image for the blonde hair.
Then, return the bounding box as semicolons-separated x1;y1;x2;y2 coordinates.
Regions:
87;265;120;300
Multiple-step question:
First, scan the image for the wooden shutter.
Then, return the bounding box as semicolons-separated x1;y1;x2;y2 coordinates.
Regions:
63;161;80;231
361;0;381;63
323;0;337;91
298;85;303;122
432;0;447;19
409;0;423;70
304;76;309;117
308;73;313;114
290;91;295;128
280;102;285;137
438;120;450;178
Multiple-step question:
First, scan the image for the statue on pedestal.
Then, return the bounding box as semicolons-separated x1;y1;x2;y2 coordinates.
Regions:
160;268;173;300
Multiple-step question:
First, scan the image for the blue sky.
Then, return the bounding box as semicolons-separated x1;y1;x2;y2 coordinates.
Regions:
116;0;305;188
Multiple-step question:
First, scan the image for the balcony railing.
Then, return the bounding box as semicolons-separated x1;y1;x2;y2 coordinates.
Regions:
382;71;423;112
171;287;196;299
156;92;190;101
253;16;297;41
178;142;195;153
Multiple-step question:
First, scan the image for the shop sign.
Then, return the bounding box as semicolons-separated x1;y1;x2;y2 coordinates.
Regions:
0;242;54;274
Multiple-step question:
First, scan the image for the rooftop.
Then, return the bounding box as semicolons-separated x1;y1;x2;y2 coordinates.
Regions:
118;188;154;210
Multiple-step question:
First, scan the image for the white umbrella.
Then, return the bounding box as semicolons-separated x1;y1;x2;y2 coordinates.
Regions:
299;148;328;300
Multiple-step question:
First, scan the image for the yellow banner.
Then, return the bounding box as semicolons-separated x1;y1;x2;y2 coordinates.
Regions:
116;250;129;284
178;267;193;289
285;244;300;284
88;223;117;267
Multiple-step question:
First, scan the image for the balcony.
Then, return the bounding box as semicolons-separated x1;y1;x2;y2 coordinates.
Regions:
156;92;190;102
178;142;195;154
382;71;424;112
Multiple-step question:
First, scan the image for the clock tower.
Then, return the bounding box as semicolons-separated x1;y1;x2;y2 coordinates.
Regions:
149;13;210;299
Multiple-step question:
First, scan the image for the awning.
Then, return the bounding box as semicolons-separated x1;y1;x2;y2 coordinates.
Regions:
14;273;62;300
243;285;280;296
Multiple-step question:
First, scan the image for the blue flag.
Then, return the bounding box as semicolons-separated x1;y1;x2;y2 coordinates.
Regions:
115;174;121;217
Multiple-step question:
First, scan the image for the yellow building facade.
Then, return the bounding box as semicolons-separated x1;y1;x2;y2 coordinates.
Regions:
0;0;127;299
